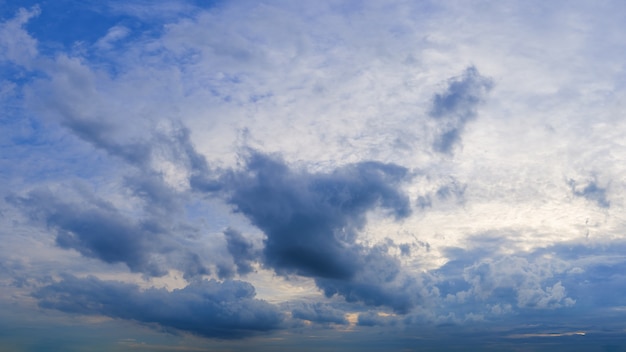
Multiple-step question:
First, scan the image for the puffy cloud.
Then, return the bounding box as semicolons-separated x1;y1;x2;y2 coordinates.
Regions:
517;281;575;309
424;236;581;322
531;241;626;311
34;275;283;339
221;151;411;279
314;243;416;314
7;187;209;279
461;255;574;309
218;151;416;312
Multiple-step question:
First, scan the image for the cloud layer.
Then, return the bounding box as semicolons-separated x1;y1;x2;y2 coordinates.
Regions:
35;275;283;339
2;1;626;350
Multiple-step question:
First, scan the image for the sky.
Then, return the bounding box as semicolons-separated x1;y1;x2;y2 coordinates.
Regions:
1;0;626;351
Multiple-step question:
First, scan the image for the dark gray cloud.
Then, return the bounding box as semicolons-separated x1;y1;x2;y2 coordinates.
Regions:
14;82;223;276
315;243;414;314
429;66;493;154
221;152;411;279
291;302;348;325
16;55;497;321
60;117;153;167
5;117;219;280
219;151;415;312
123;172;183;217
34;275;283;339
224;228;258;277
7;188;209;278
23;46;422;314
357;311;395;327
8;188;167;276
569;179;610;208
11;79;421;311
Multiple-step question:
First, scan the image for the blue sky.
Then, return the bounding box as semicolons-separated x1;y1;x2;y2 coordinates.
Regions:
2;1;626;351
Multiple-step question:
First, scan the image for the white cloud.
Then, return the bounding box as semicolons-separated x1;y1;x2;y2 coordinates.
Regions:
95;25;130;50
0;6;40;66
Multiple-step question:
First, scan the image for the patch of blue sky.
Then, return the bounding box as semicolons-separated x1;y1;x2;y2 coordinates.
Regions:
0;1;227;81
0;61;45;89
2;1;145;54
1;112;42;146
0;113;121;187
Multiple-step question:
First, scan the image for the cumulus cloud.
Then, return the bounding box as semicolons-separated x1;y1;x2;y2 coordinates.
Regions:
221;151;411;278
34;275;283;339
431;242;576;315
218;151;417;312
7;187;209;279
461;256;575;309
314;243;416;314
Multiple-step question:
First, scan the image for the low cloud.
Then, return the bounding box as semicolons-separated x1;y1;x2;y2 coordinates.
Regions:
219;151;416;312
34;275;283;339
7;187;209;278
357;311;395;327
291;302;348;325
432;242;576;315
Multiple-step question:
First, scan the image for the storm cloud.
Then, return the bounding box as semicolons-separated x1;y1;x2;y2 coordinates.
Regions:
219;151;415;311
34;275;283;339
7;187;209;278
222;227;258;278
